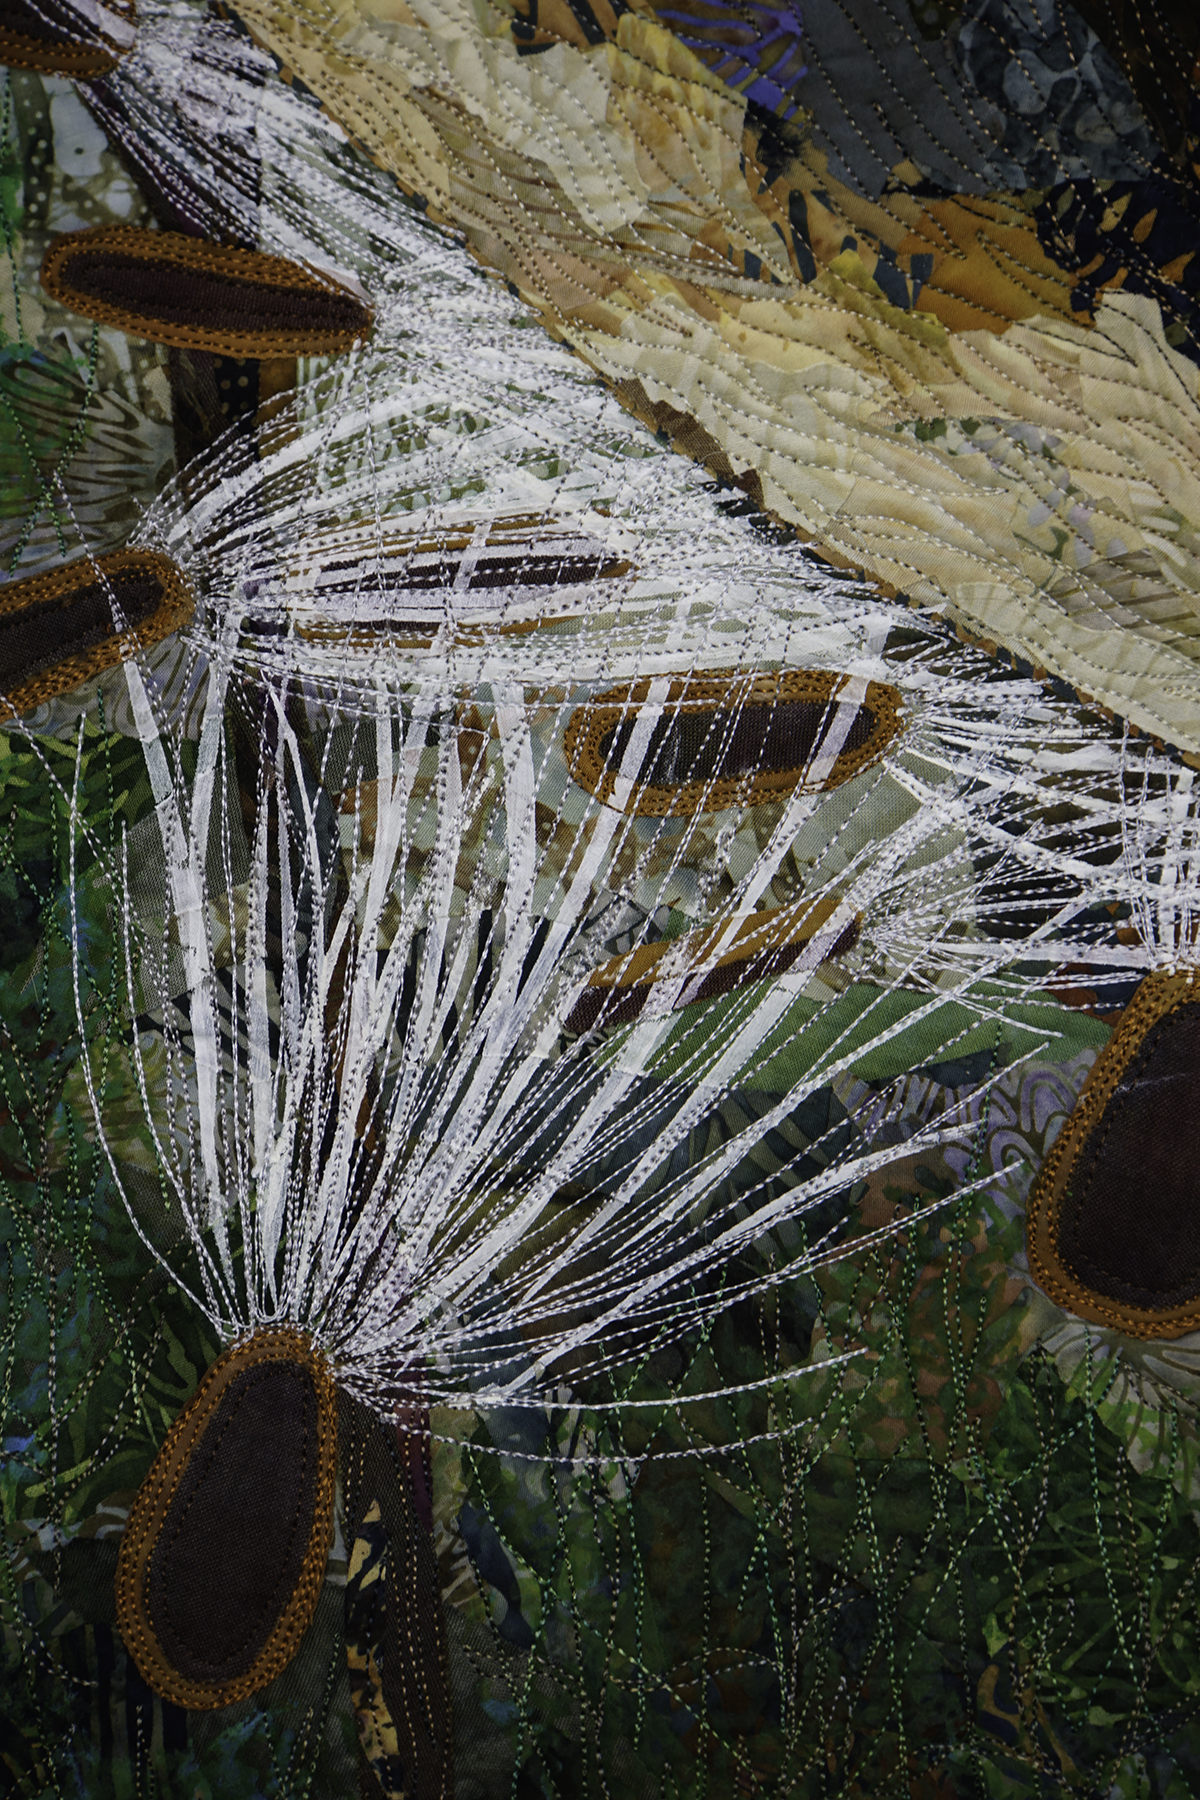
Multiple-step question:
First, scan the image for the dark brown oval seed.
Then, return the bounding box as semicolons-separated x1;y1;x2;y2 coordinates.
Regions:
566;671;903;816
1027;971;1200;1337
1058;1004;1200;1311
0;549;192;718
147;1362;319;1684
116;1328;337;1710
41;227;372;359
598;699;876;789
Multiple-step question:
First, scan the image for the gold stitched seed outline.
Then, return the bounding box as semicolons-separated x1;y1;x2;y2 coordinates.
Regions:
115;1326;338;1711
564;892;860;1033
1025;969;1200;1339
564;669;904;817
0;548;193;719
40;226;373;359
584;892;853;997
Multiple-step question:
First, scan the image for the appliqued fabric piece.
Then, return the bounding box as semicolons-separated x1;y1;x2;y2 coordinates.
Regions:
652;0;807;118
0;549;191;716
1028;972;1200;1336
0;0;134;75
565;893;859;1032
565;671;903;814
116;1328;338;1709
341;1397;454;1800
41;226;372;357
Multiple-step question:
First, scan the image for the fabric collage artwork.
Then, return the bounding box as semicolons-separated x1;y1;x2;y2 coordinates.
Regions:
3;0;1200;1794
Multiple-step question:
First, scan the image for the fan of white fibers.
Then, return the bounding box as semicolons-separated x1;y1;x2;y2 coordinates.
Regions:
1116;748;1200;980
47;513;1170;1422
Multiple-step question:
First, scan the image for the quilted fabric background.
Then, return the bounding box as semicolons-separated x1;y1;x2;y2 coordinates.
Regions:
2;0;1200;1794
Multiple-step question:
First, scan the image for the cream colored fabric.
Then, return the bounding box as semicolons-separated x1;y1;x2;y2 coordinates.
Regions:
235;0;1200;752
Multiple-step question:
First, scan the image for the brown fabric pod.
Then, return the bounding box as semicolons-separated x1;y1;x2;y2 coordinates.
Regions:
0;548;192;718
0;0;134;75
41;226;372;359
566;893;860;1034
116;1327;338;1711
565;670;903;817
287;513;632;649
1026;970;1200;1338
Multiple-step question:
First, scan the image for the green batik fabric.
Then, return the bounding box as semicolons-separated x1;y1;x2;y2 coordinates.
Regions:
4;3;1200;1797
1;69;173;573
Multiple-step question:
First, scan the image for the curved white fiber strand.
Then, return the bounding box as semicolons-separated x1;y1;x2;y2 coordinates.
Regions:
89;619;1176;1410
122;659;228;1242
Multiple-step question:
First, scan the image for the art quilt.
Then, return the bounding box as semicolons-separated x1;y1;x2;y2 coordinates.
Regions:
1;0;1200;1792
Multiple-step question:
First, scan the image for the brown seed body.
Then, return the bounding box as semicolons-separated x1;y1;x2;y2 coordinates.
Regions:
565;671;903;816
1026;970;1200;1337
41;227;372;358
286;514;633;649
0;0;134;75
0;549;192;717
565;894;860;1034
116;1327;338;1710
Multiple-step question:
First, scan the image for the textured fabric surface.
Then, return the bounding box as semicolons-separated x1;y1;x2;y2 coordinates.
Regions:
0;550;192;712
1060;1003;1200;1309
0;0;131;75
57;250;366;338
224;0;1200;754
6;0;1200;1794
41;228;374;354
0;567;161;681
145;1363;321;1685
